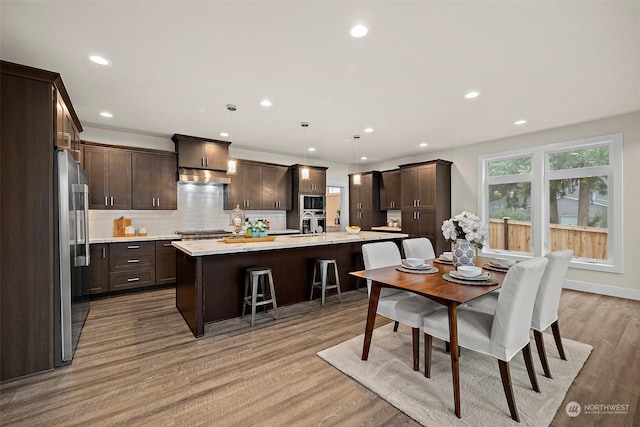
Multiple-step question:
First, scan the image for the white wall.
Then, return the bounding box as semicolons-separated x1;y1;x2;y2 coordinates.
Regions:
369;112;640;295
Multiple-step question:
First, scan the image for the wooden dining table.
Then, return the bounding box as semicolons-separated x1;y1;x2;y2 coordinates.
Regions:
349;256;507;418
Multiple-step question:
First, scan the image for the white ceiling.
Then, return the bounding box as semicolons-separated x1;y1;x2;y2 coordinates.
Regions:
2;1;639;166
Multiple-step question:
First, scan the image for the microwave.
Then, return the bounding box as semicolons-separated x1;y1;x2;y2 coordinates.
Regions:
300;195;325;211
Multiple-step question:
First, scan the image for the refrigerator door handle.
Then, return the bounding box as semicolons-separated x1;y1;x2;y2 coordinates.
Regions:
73;183;90;267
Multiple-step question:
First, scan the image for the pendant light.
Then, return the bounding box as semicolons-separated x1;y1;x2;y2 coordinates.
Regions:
301;121;310;180
226;104;237;175
353;134;361;185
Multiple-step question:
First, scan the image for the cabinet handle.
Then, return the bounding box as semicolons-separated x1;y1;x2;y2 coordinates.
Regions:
102;247;106;258
417;199;420;207
152;198;155;207
105;196;108;207
417;212;420;219
111;196;114;206
127;245;140;249
246;200;249;208
163;243;172;247
201;157;205;166
205;157;209;166
127;259;140;263
127;277;140;282
156;198;160;207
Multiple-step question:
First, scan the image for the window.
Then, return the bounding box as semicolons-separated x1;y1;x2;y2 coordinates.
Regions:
478;134;623;273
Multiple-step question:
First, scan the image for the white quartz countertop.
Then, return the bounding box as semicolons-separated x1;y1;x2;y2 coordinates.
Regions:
90;234;180;244
371;226;403;232
172;231;408;257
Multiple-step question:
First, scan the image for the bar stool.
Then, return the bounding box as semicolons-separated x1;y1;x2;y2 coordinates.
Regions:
242;267;278;326
310;259;342;306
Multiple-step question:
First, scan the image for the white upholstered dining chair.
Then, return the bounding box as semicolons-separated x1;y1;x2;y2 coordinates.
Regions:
402;237;436;261
467;249;573;378
361;241;443;371
422;257;548;422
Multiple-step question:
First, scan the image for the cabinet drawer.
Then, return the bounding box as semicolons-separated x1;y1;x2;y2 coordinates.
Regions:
110;252;154;272
110;241;155;255
155;240;176;253
109;270;155;291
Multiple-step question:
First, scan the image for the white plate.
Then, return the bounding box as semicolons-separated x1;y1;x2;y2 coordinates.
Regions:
401;260;433;270
489;261;510;269
449;271;491;281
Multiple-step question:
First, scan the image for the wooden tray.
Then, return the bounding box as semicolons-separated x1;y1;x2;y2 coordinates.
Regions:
221;236;276;244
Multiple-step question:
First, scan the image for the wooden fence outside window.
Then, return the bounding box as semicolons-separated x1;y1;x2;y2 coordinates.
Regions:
488;218;607;259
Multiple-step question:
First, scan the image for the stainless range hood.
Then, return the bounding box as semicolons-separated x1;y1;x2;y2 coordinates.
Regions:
178;167;231;184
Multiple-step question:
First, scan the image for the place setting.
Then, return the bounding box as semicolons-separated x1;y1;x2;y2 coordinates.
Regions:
483;257;516;273
433;251;453;265
443;265;498;285
396;258;439;274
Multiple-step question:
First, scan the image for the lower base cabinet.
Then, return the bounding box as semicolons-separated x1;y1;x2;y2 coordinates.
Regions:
88;240;176;295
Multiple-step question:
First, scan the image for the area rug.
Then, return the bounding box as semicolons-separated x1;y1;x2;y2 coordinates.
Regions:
317;323;592;426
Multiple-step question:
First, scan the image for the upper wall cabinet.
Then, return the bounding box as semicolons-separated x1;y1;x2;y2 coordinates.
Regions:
132;152;177;210
84;144;177;211
290;164;327;195
224;160;291;211
171;134;230;171
380;169;401;210
84;146;132;210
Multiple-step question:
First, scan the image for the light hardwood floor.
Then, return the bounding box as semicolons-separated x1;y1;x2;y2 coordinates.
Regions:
1;288;638;426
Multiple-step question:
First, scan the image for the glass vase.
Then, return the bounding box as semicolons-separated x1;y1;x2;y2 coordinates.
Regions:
452;239;476;267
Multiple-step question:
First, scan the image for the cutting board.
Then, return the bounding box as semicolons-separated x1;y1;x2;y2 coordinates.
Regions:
221;236;276;243
113;217;132;237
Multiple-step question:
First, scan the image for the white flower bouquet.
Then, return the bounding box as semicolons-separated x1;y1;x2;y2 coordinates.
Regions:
441;211;488;249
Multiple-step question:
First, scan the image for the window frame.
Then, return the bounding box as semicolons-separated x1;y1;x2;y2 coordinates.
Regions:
478;133;623;274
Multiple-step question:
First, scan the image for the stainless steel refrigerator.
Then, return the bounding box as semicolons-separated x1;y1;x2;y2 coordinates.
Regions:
54;149;90;366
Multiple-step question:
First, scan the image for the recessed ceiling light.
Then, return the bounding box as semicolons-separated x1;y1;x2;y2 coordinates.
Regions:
360;156;367;160
514;119;527;125
220;132;229;137
99;111;113;118
89;55;109;65
419;143;428;147
308;147;316;152
260;99;272;107
364;127;373;133
350;25;368;38
465;91;480;99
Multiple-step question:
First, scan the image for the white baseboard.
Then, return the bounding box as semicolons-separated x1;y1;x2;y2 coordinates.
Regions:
563;279;640;301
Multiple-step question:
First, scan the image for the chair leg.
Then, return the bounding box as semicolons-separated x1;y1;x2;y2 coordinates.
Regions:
393;321;399;332
321;261;328;307
412;327;420;371
498;360;520;422
551;320;567;361
333;262;342;302
424;333;432;378
533;330;552;378
522;343;540;392
267;271;278;321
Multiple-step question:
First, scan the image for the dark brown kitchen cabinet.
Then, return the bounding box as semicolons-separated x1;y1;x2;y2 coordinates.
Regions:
1;61;83;381
225;161;263;210
348;171;386;230
262;164;291;210
88;244;109;295
291;164;326;194
84;145;132;209
225;160;291;211
172;134;230;171
56;93;82;163
109;241;156;291
380;169;401;210
400;159;452;255
132;152;177;210
156;241;177;285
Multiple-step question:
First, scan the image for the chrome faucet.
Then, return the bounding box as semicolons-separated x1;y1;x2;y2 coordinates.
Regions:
301;211;319;235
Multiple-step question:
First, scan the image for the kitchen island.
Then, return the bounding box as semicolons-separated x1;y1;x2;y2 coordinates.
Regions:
173;231;407;337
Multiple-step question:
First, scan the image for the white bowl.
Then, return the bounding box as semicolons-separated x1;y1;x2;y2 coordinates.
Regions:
493;258;516;268
457;266;483;278
346;226;361;235
405;257;425;267
441;251;453;261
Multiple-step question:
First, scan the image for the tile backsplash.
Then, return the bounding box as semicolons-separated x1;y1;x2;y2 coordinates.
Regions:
89;182;286;238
